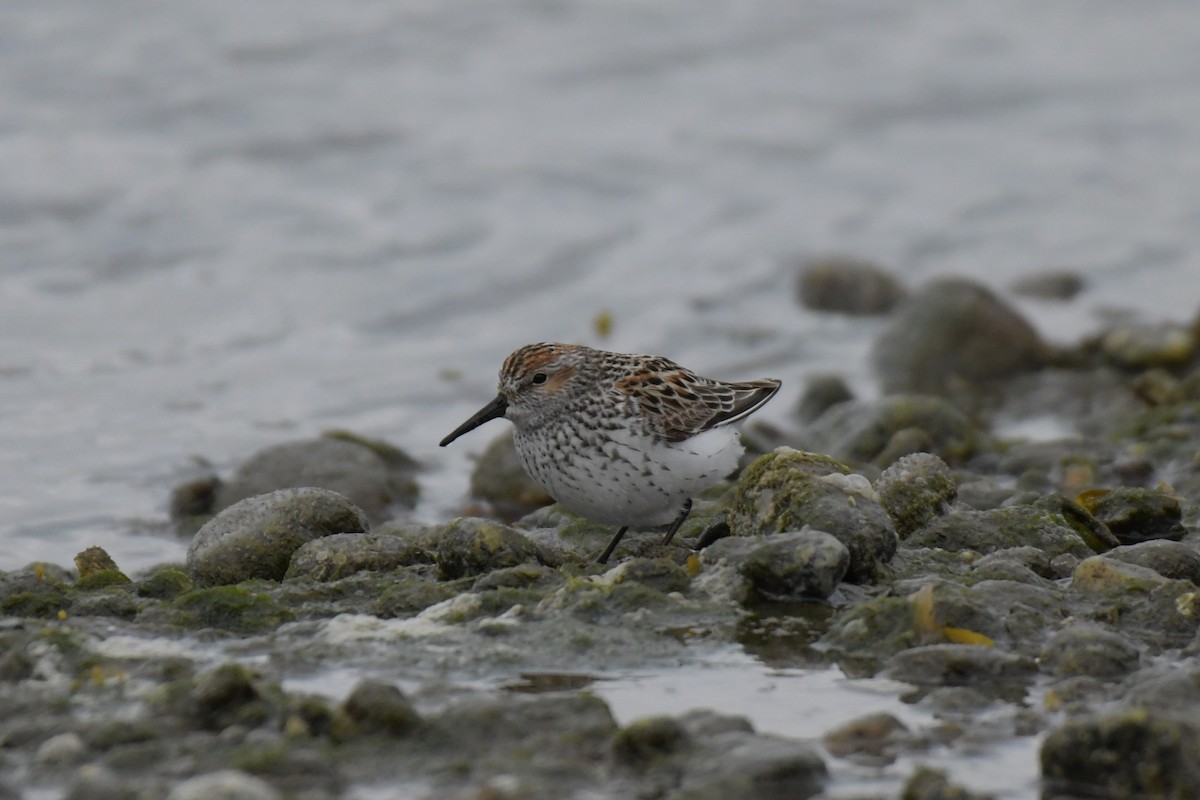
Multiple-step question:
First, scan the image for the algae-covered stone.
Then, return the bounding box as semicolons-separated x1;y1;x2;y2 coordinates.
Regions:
1032;494;1120;554
1041;709;1200;800
608;557;691;595
331;680;421;742
468;431;554;522
822;712;911;766
729;448;896;583
372;573;461;618
285;532;430;581
136;567;193;600
1101;322;1195;369
187;488;369;586
1038;624;1141;680
872;278;1049;396
171;585;292;633
884;644;1037;690
213;433;419;524
902;766;991;800
74;547;128;583
185;663;281;732
905;507;1093;559
796;256;906;316
1079;487;1186;545
803;395;986;466
611;716;690;766
706;530;850;601
674;736;827;800
1070;556;1200;650
1106;540;1200;585
167;770;281;800
435;517;542;579
795;373;855;424
875;452;957;538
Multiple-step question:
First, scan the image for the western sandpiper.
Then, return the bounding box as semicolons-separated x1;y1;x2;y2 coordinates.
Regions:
440;343;781;563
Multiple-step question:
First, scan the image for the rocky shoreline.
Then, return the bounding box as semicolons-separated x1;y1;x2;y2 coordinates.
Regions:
3;271;1200;799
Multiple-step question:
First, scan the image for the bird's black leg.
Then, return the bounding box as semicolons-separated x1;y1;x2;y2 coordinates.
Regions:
597;526;629;564
660;498;693;546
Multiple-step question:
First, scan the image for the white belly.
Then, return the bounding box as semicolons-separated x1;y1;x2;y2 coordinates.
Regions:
513;424;743;528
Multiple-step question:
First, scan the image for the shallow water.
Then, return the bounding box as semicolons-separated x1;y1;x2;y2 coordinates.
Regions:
3;1;1200;794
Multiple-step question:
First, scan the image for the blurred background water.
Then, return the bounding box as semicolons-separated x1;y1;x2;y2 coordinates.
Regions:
3;0;1199;578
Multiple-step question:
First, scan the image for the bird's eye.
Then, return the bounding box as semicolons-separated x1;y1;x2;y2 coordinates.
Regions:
531;372;548;385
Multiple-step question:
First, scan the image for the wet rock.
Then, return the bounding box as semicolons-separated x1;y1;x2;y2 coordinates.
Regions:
675;736;827;800
473;562;564;592
0;630;34;682
796;256;906;315
1124;668;1200;716
0;564;70;618
724;532;849;599
468;431;554;522
905;507;1093;559
74;547;127;582
885;644;1037;691
876;452;958;538
169;473;221;520
62;765;137;800
822;711;911;766
1011;270;1086;301
970;546;1054;582
435;517;543;579
331;680;421;741
873;278;1049;396
1031;494;1120;554
1101;322;1195;369
213;433;419;525
609;557;691;595
1078;487;1186;545
1038;624;1141;680
35;731;87;764
611;716;690;766
136;566;193;600
1070;556;1200;649
185;663;281;732
170;585;292;633
1106;540;1200;585
1041;709;1200;800
436;692;617;767
795;374;854;424
187;488;369;586
285;531;430;581
166;770;281;800
803;395;987;466
902;765;992;800
372;572;460;617
728;448;896;583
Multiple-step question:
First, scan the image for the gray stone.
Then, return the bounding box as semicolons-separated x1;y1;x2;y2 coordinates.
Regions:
187;488;369;586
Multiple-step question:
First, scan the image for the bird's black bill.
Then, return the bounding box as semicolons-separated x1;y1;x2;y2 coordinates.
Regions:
439;394;508;447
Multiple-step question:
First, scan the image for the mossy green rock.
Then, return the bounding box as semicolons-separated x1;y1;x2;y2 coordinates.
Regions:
435;517;542;579
136;567;193;600
875;453;957;538
187;488;369;587
1083;487;1186;545
331;680;421;742
285;531;430;581
172;585;292;633
1041;709;1200;799
804;395;987;466
905;507;1093;558
729;448;897;583
611;716;690;765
